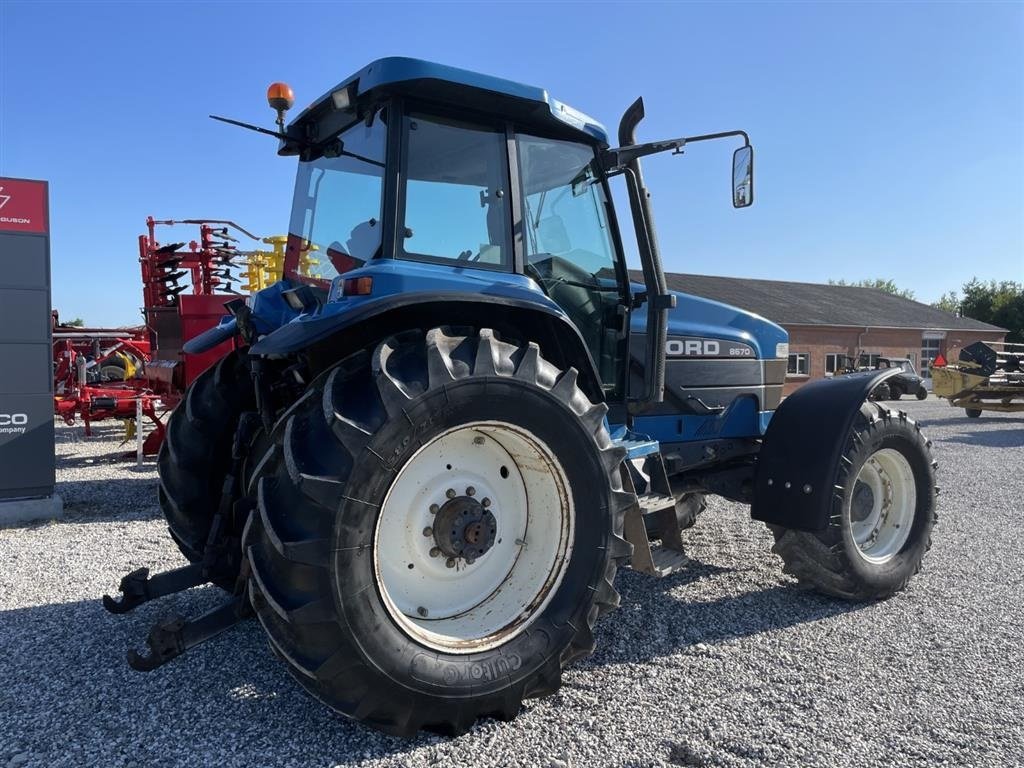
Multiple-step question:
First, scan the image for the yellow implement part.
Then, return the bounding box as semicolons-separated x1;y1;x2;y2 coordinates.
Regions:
242;236;322;292
931;366;987;399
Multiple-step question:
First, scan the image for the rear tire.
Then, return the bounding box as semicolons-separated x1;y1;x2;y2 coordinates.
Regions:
158;350;255;582
244;328;631;736
965;408;982;418
768;403;937;601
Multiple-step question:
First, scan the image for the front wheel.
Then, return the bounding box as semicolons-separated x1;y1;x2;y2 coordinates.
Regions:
244;328;630;736
965;407;982;418
769;403;937;600
916;386;928;401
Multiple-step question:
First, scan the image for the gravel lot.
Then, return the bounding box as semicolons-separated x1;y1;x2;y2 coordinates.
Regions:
1;399;1022;768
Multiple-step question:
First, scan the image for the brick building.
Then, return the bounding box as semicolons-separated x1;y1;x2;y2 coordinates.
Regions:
658;273;1007;395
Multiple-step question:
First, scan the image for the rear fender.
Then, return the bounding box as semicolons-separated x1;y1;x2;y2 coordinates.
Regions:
750;368;900;531
250;292;606;402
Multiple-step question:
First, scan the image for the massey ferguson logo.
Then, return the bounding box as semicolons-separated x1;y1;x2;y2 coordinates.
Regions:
0;178;47;233
0;413;29;435
0;186;27;225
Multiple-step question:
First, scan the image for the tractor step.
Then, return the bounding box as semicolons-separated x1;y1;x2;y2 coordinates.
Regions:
646;546;690;577
637;493;675;514
618;441;692;578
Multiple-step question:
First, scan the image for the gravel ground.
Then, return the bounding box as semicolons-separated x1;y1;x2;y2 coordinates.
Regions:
1;399;1022;768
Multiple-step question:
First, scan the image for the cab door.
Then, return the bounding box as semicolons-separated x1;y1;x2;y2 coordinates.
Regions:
515;134;631;400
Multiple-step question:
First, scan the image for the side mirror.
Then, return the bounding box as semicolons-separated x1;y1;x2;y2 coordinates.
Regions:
732;145;754;208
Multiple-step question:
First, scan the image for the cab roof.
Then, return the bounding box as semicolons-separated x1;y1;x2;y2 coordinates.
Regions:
289;57;609;146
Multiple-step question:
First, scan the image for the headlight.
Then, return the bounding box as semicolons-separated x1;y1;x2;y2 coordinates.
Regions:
775;342;789;359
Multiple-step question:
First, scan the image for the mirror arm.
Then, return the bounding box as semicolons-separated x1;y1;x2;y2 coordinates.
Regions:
601;129;750;175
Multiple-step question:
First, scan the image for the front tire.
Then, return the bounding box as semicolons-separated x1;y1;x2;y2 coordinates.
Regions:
244;328;630;736
966;408;982;418
769;403;937;600
916;386;928;400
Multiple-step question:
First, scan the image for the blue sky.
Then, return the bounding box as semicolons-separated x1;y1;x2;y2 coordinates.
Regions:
1;1;1021;326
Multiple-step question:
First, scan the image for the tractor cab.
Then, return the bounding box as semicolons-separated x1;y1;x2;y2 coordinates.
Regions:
245;58;759;415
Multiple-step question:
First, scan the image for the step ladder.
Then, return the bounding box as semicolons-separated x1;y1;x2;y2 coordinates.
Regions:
611;429;689;577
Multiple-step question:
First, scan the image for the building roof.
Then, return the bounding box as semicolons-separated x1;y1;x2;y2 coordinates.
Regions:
629;271;1006;332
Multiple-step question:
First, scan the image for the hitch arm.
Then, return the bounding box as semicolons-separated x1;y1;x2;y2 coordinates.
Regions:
127;596;251;672
102;563;207;614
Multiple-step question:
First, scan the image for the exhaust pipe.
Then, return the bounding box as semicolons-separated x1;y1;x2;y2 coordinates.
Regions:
618;98;673;408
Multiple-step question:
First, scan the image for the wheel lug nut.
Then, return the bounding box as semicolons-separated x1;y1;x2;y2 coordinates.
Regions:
466;486;476;496
466;557;476;565
422;526;433;537
473;436;485;445
417;606;428;617
445;558;456;568
481;497;491;508
429;547;441;558
429;504;439;514
446;488;457;499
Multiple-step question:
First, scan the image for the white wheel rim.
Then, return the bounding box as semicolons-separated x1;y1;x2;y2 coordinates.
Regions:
374;421;574;653
849;448;916;564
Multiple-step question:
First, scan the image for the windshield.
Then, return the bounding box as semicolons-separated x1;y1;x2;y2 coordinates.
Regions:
285;109;387;285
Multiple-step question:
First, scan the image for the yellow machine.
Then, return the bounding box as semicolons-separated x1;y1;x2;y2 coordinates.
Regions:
932;340;1024;417
242;236;319;291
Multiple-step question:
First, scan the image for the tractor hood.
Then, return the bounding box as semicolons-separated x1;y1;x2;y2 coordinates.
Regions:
628;283;789;442
629;283;789;361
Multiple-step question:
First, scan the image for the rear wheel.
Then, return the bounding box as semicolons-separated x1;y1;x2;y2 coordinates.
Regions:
244;328;630;736
769;403;937;600
158;350;255;583
965;408;982;418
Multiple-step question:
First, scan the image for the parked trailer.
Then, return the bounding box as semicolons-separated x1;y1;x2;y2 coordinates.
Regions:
932;340;1024;417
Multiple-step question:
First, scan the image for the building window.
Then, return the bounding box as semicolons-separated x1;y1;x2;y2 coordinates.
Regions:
859;353;881;369
825;353;841;374
921;338;942;379
788;353;809;376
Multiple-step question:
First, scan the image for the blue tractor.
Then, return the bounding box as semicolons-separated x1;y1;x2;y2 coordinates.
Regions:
106;58;937;736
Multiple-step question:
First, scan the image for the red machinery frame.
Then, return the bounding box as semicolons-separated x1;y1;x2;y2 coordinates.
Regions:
53;218;259;455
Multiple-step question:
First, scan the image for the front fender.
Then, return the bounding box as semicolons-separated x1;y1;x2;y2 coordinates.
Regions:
750;368;901;531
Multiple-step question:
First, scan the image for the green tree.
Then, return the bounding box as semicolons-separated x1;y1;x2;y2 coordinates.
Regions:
934;279;1024;343
828;278;916;300
66;317;85;327
932;292;960;314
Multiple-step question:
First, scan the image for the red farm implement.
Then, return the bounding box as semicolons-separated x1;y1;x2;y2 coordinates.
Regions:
53;218;264;454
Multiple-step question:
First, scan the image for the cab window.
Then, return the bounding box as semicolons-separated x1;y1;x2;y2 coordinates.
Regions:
399;114;511;268
286;109;387;285
517;133;625;393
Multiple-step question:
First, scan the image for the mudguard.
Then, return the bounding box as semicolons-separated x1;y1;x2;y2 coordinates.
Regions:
750;368;900;531
250;290;587;357
248;290;604;401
